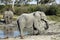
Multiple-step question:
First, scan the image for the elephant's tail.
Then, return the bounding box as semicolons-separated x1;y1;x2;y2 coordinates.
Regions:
17;19;21;32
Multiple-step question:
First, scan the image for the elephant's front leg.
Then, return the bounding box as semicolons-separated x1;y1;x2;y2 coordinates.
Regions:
20;28;24;39
5;18;8;24
17;21;24;39
20;23;26;39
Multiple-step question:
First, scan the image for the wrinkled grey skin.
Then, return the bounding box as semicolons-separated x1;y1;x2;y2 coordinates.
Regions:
17;13;34;38
17;11;49;38
3;10;14;24
33;11;49;34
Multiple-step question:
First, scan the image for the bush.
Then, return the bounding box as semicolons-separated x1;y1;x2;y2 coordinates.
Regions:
45;5;60;16
0;5;5;13
0;4;60;16
0;5;5;10
35;5;49;12
14;5;49;15
56;5;60;16
28;5;37;12
0;5;12;14
15;6;30;15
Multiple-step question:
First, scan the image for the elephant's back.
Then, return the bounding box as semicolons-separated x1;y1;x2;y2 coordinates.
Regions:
17;13;34;28
8;11;14;16
17;13;34;21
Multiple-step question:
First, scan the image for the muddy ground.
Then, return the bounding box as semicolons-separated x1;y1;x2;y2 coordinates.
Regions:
0;21;60;40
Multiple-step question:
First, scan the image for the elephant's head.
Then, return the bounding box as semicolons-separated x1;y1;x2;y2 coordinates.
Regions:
33;11;49;30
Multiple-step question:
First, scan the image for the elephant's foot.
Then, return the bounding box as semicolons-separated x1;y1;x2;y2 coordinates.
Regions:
20;35;24;39
4;36;8;39
33;30;39;35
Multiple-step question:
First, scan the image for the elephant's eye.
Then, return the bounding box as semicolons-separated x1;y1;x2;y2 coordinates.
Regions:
40;13;41;15
38;20;40;22
6;16;8;18
10;18;12;19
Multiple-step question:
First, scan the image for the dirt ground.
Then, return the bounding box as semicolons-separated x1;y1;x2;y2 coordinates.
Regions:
0;17;60;40
0;34;60;40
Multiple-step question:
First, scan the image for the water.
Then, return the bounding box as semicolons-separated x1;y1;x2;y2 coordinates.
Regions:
0;30;29;38
14;31;20;37
0;30;5;38
0;30;20;38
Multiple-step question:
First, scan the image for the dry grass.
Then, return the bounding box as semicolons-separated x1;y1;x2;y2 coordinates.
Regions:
47;15;60;22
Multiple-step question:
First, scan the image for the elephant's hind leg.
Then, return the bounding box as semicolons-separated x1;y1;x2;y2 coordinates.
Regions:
17;19;26;39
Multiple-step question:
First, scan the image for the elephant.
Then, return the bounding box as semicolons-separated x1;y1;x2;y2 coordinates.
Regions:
33;11;49;34
3;10;14;24
17;11;49;39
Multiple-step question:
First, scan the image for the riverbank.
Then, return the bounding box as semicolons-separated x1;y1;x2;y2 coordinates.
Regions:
0;14;60;40
0;34;60;40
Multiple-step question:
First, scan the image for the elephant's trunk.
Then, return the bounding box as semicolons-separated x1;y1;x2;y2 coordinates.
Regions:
33;22;37;30
41;19;49;30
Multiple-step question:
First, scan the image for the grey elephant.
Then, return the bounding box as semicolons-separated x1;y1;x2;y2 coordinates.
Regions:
17;11;49;39
33;11;49;34
3;9;14;24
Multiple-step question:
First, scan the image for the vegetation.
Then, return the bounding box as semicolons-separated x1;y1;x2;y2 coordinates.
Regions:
0;4;60;16
0;0;60;22
40;0;55;4
47;15;60;22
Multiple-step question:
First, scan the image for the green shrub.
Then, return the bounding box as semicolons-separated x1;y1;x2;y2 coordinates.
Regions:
56;6;60;16
0;5;12;14
0;4;60;16
28;5;37;12
35;5;49;12
45;5;57;15
15;6;30;15
0;5;5;10
0;5;5;13
14;5;49;15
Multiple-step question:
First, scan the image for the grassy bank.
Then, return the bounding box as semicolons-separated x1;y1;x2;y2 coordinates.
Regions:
47;15;60;22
